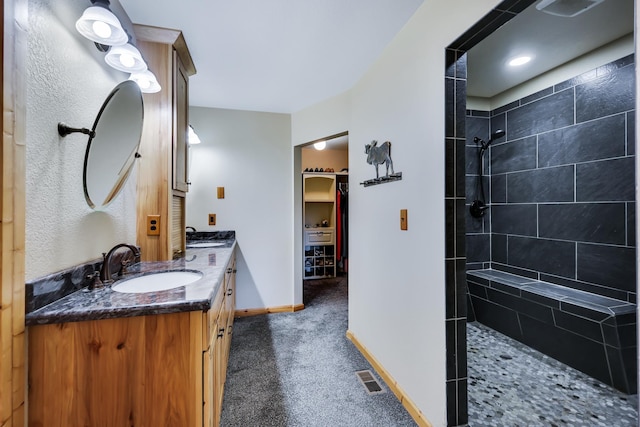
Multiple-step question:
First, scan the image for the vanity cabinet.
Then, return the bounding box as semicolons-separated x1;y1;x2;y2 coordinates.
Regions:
134;25;196;262
204;255;236;426
303;174;336;278
28;252;236;427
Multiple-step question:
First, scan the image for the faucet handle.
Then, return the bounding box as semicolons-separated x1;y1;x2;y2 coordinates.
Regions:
120;259;132;275
87;271;103;290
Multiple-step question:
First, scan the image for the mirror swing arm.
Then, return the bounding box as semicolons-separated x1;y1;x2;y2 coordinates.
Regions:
58;122;96;139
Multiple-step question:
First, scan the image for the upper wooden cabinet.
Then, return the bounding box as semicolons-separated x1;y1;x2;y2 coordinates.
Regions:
134;25;196;261
174;52;190;193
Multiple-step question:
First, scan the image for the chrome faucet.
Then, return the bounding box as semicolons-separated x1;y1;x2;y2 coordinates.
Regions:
100;243;141;283
186;226;196;234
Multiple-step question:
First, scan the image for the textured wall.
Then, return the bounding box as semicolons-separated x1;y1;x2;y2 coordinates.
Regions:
26;0;137;280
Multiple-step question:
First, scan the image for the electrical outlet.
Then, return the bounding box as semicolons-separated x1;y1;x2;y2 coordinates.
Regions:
147;215;161;236
208;213;216;226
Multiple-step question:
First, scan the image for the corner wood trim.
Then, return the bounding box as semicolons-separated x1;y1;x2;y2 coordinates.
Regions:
346;330;433;427
235;304;304;318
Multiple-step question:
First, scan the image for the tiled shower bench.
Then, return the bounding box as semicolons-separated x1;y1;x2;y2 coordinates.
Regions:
467;269;637;394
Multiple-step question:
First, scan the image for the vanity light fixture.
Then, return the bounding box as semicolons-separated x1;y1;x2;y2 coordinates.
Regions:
508;55;532;67
188;125;202;145
105;42;147;73
129;70;161;93
75;0;128;48
313;140;326;150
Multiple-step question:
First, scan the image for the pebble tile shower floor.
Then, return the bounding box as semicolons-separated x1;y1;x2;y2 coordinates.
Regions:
468;322;638;426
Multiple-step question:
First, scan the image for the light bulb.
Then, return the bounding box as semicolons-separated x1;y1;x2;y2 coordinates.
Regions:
314;141;326;150
119;53;135;68
92;20;112;39
129;70;161;93
137;78;151;89
508;56;532;67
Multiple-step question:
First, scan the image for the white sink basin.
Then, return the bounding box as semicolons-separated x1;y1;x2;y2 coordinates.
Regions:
186;242;225;248
112;271;203;293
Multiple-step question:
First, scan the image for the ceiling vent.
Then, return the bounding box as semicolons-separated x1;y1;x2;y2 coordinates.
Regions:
536;0;605;17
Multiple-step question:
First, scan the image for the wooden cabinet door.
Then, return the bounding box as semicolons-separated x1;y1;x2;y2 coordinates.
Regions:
173;51;189;193
213;315;226;426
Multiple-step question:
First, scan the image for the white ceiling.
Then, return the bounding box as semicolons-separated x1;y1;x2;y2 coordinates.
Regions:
467;0;634;99
119;0;423;114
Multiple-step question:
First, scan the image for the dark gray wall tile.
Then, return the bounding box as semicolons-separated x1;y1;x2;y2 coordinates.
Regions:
489;288;554;324
456;140;466;198
456;199;466;258
465;146;480;175
507;89;574;140
491;175;506;203
491;136;537;174
446;77;455;138
507;166;574;203
466;207;485;233
492;263;539;280
508;236;575;278
456;80;467;138
446;139;455;198
466;115;489;146
553;309;603;342
469;296;523;340
491;113;506;138
627;203;635;247
446;199;454;259
519;315;612;386
539;203;626;245
576;157;635;202
491;204;537;236
466;176;489;204
493;101;518;117
577;243;636;292
539;273;628;301
522;87;554;105
491;233;507;264
538;114;626;167
466;234;490;263
576;64;635;123
627;112;635;156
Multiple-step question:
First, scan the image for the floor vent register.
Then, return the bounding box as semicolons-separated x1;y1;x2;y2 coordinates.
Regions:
355;370;386;395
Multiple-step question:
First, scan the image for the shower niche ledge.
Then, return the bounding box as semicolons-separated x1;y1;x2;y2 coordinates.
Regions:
467;269;637;394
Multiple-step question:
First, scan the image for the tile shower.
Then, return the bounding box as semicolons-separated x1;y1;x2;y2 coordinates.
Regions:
465;55;637;394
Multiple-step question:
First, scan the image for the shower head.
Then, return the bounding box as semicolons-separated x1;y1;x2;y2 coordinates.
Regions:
474;129;506;151
490;129;506;141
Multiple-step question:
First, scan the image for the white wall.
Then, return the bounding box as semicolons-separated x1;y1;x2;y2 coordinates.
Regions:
292;1;500;425
187;107;293;310
26;0;137;280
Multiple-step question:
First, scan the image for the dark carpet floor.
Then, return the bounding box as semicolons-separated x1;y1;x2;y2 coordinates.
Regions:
219;276;417;426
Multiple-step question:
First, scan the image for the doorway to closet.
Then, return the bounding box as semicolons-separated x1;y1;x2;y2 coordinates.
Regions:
300;132;349;303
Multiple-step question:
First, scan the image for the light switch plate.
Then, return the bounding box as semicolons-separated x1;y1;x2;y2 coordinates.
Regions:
217;187;225;199
400;209;408;230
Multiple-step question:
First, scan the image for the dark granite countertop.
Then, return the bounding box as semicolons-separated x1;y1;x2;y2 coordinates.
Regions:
25;238;236;326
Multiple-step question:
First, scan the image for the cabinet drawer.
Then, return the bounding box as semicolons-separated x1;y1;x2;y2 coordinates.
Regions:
305;230;334;244
203;284;226;347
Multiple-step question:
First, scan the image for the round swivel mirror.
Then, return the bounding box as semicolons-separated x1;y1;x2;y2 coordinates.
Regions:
59;80;144;209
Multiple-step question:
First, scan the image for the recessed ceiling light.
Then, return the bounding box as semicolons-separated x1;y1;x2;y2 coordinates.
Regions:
313;141;326;150
508;56;532;67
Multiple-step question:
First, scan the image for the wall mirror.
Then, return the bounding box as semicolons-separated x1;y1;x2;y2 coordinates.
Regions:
59;80;144;209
